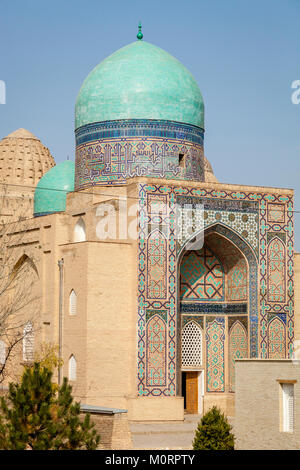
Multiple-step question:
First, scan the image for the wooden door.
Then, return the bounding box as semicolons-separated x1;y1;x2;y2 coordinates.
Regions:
186;372;198;414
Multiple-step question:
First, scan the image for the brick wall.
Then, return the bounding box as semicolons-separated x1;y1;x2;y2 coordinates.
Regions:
80;411;133;450
235;359;300;450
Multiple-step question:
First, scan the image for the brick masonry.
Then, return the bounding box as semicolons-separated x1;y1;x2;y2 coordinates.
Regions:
235;359;300;450
80;411;133;450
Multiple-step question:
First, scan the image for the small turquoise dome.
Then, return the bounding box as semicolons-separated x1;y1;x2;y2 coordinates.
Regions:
34;160;75;216
75;40;204;129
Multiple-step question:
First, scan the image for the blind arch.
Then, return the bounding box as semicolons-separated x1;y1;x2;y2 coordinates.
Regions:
69;290;77;316
23;321;34;362
69;355;77;381
74;218;86;242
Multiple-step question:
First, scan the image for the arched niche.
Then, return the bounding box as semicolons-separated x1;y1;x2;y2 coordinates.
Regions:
74;218;86;242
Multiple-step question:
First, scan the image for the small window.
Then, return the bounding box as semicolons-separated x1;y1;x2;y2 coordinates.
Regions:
281;383;294;432
69;290;77;316
0;340;6;364
23;322;34;362
74;218;86;242
69;355;77;381
179;153;186;168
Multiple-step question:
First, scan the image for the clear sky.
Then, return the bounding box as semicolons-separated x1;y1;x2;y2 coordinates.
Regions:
0;0;299;248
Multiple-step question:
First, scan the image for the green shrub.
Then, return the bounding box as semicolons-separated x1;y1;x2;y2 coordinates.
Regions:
0;363;100;450
193;406;234;450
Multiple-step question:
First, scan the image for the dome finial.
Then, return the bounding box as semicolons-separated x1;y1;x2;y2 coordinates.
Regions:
137;22;143;40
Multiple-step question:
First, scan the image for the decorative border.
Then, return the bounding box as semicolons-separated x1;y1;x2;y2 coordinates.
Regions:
137;182;294;396
75;120;204;188
181;303;248;315
181;315;204;329
75;119;204;146
206;316;225;392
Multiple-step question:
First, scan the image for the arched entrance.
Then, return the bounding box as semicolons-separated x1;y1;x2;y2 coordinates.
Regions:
177;223;258;414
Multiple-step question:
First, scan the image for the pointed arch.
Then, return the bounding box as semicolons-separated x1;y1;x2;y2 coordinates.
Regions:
68;355;77;381
178;222;258;358
181;321;202;367
229;320;248;392
69;289;77;316
10;254;39;283
268;316;286;359
74;217;86;242
178;221;258;265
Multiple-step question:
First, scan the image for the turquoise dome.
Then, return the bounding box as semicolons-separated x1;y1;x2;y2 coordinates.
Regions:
34;160;75;216
75;40;204;129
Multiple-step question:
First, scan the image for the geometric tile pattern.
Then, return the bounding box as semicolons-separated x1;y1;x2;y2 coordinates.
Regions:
268;316;286;359
137;182;294;396
267;203;285;223
181;321;203;367
205;233;248;301
181;303;247;315
147;229;167;299
206;317;225;392
229;320;248;392
176;195;259;255
227;257;248;301
180;247;224;301
146;314;167;386
267;237;286;303
75;120;204;188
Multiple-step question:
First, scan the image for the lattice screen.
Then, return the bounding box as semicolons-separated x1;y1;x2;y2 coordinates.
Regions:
181;321;202;367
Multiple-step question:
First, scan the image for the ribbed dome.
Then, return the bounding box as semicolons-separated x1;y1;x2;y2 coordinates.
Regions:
75;40;204;129
0;128;55;187
34;160;75;216
204;156;218;183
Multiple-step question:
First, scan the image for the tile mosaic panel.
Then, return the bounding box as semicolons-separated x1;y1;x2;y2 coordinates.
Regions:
180;247;224;301
268;315;286;359
228;319;248;392
75;120;204;188
206;317;225;392
137;182;294;396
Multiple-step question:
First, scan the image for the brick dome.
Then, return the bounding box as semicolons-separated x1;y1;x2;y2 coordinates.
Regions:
0;128;55;187
204;156;218;183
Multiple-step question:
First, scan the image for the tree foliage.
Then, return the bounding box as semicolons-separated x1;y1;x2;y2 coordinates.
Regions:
33;342;63;371
0;363;100;450
193;406;235;450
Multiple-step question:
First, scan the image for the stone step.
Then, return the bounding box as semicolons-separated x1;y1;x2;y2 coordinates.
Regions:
130;415;201;450
132;432;195;450
130;414;234;450
130;422;199;433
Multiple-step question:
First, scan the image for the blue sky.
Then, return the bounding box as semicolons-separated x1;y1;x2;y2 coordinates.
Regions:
0;0;299;248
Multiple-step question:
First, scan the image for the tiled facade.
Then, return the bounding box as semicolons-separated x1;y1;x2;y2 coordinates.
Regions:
75;120;204;188
137;182;294;401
